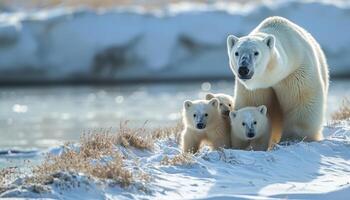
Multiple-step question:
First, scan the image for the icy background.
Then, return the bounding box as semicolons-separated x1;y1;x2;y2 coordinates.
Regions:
0;0;349;82
1;1;350;199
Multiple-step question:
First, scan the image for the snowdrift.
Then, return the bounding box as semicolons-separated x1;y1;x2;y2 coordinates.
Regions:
0;0;350;82
1;122;350;199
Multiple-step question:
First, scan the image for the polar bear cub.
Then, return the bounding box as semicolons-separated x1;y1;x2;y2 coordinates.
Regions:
206;93;234;116
181;98;231;153
229;105;271;151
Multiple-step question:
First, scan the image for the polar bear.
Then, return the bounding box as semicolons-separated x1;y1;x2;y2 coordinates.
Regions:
181;98;231;153
229;105;271;151
206;93;234;116
227;16;329;142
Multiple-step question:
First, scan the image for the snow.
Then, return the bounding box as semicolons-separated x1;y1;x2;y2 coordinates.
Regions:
0;0;350;81
1;122;350;199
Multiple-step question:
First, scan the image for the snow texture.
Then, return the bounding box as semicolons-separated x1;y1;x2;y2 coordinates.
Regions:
1;122;350;199
0;0;349;81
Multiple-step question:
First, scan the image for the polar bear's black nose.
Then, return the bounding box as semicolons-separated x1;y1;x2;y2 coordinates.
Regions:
240;59;249;67
196;123;205;129
238;66;250;76
247;132;255;138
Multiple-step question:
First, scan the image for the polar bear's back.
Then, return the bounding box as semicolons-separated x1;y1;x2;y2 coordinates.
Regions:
253;16;312;55
252;16;328;92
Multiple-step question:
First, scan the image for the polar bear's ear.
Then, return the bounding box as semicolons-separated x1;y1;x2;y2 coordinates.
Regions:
229;111;237;118
258;105;267;115
263;35;275;49
227;35;239;56
184;100;192;109
209;98;219;108
206;93;215;100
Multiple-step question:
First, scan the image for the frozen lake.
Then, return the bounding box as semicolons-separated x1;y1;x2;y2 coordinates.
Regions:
0;80;349;150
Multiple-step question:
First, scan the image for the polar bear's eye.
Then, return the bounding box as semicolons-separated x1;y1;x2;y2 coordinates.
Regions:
235;52;239;56
205;113;208;117
253;121;257;125
242;122;246;126
193;114;197;118
254;51;259;56
228;104;231;107
220;103;223;106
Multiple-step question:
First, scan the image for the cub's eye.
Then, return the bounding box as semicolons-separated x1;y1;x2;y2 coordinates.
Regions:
242;122;246;126
193;114;196;118
235;52;239;56
219;103;223;106
253;121;257;125
228;104;231;107
254;51;259;56
205;113;208;117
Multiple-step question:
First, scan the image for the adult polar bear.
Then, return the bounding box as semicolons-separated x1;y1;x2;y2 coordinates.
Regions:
227;16;329;142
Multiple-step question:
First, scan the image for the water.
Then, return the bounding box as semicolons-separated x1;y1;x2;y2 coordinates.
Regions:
0;80;349;150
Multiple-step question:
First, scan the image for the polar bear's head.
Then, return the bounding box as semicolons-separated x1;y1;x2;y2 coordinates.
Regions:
229;105;268;140
206;93;234;116
183;98;220;132
227;34;275;89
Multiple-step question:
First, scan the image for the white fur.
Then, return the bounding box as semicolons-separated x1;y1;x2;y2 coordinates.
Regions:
230;106;271;151
181;98;231;153
206;93;234;116
227;16;329;142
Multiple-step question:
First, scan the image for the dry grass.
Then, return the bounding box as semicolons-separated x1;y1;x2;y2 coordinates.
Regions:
27;144;134;187
161;152;193;166
0;122;183;193
332;98;350;121
151;121;183;142
117;122;154;150
22;121;182;188
0;167;18;193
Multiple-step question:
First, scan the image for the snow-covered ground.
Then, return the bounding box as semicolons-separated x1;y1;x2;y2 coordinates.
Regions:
0;0;350;82
1;121;350;199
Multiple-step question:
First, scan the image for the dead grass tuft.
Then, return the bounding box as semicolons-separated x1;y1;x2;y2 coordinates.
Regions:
0;167;18;193
332;98;350;121
151;121;183;142
25;121;182;188
161;152;193;166
28;144;133;187
117;121;154;150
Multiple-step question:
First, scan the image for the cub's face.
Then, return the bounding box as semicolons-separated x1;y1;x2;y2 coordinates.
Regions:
229;105;268;141
183;98;220;132
206;93;233;116
227;34;275;90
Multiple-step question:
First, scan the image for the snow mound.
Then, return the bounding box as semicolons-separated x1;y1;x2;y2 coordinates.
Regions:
1;123;350;199
0;0;349;82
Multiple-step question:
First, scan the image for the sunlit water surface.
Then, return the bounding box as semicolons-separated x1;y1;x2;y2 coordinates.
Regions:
0;80;349;151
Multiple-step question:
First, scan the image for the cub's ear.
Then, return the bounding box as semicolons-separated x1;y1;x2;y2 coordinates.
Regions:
184;100;192;109
227;35;239;56
205;93;215;100
229;111;237;119
258;105;267;115
209;98;219;108
263;35;275;49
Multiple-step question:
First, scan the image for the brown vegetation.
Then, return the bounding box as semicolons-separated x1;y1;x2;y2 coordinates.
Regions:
0;121;183;193
0;167;18;193
331;98;350;121
161;153;193;166
22;121;181;188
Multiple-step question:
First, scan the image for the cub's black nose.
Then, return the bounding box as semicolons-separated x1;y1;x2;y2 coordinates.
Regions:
247;132;255;138
238;66;250;76
196;123;205;129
